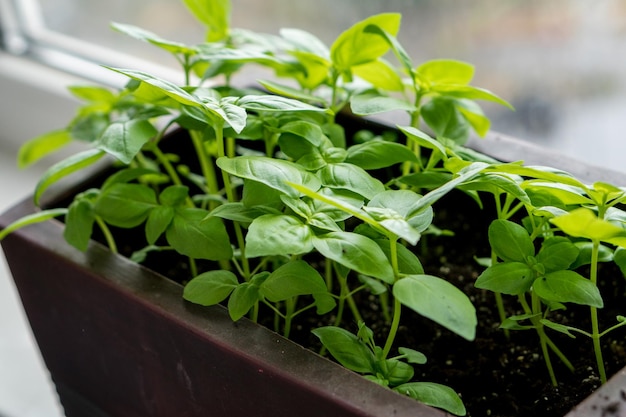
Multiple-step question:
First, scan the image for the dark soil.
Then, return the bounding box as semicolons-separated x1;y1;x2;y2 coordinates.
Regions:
128;187;626;417
80;126;626;417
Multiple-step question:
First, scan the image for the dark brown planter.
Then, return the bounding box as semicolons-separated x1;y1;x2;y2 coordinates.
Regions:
1;128;625;417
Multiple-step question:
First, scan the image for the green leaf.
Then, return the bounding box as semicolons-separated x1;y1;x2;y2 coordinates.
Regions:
551;208;626;247
311;326;376;374
279;120;324;147
202;97;247;133
159;185;189;207
166;208;233;260
313;232;394;283
613;247;626;278
488;219;534;262
346;139;418;170
105;67;201;106
319;163;385;200
432;84;513;110
236;95;325;112
536;237;579;272
350;93;417;116
540;319;578;338
34;149;105;206
94;183;157;228
421;97;470;144
475;262;536;295
64;199;95;251
368;190;433;233
398;347;427;365
111;22;196;55
375;239;424;275
97;119;157;164
0;208;67;241
258;80;326;104
395;382;466;416
18;129;72;168
398;126;447;160
352;59;405;92
534;270;603;308
182;0;231;42
245;214;314;257
228;282;261;321
384;359;415;385
183;270;238;306
393;274;476;340
417;59;475;85
261;260;335;314
408;161;488;213
145;206;174;244
217;156;321;198
571;242;613;269
331;13;401;72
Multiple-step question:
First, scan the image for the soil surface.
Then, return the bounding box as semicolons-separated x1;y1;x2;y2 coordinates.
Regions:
86;127;626;417
132;189;626;417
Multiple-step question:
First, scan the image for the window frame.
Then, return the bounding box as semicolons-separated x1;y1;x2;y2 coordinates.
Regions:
0;0;179;86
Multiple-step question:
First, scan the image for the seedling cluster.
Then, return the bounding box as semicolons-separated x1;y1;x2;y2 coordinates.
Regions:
2;1;625;415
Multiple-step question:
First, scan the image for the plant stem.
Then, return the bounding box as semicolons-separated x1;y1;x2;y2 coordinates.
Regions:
382;236;401;359
589;239;607;383
95;216;117;254
214;124;251;279
190;131;220;209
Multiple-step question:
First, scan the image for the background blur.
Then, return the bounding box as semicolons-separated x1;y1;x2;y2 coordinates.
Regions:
2;1;626;416
40;0;626;168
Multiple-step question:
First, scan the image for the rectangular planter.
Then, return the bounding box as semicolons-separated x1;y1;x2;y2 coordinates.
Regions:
1;127;625;417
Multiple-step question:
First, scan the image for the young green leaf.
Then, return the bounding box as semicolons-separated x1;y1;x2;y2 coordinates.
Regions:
260;260;335;314
331;13;401;72
345;139;418;170
145;206;174;245
350;93;417;117
34;149;106;206
551;208;626;247
0;208;67;241
183;270;238;306
105;67;201;107
375;239;424;275
228;282;261;321
318;163;385;200
182;0;231;42
64;199;95;251
313;232;394;283
111;22;197;55
368;190;434;233
94;183;157;228
166;208;233;261
245;214;314;257
352;59;405;92
536;237;579;272
475;262;536;295
18;129;72;168
311;326;376;374
488;219;535;262
533;271;604;308
217;156;322;198
97;119;157;164
394;382;466;416
235;95;325;113
417;59;475;85
393;274;477;341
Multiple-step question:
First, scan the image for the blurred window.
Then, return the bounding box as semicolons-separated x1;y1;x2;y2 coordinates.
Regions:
3;0;626;169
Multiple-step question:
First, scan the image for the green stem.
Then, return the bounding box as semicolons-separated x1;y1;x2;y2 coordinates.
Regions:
95;216;117;254
590;239;607;383
190;131;220;209
382;236;401;359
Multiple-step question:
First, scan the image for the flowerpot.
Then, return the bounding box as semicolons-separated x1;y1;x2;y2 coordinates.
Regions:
1;123;625;417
